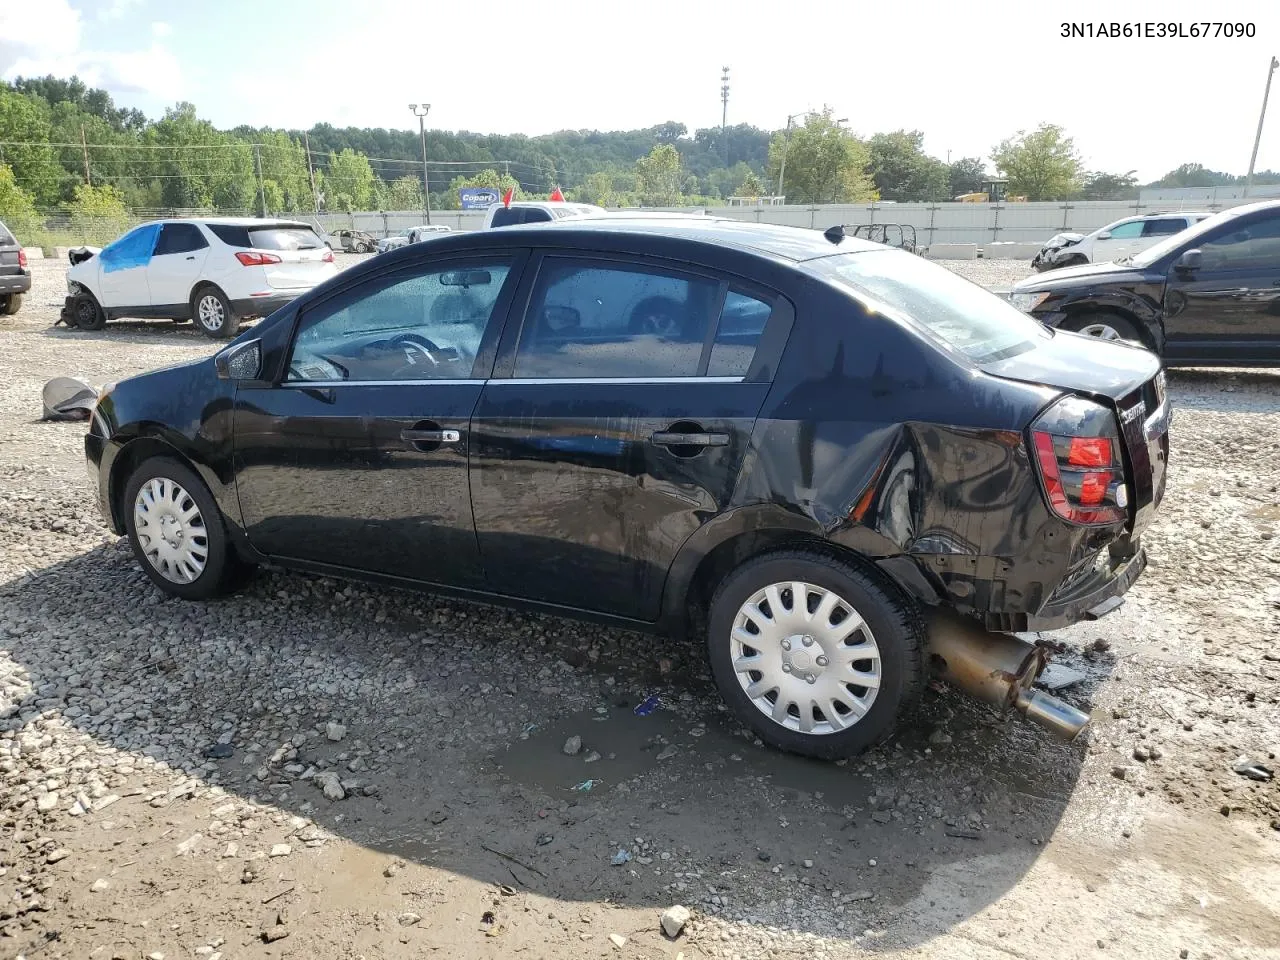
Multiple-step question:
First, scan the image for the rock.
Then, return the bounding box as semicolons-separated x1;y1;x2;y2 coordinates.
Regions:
802;859;814;869
1133;746;1150;762
927;728;952;745
45;848;70;864
398;912;422;926
90;878;110;892
656;745;678;761
660;904;691;938
36;791;59;812
1111;766;1131;780
175;833;202;856
221;842;239;859
584;750;602;763
326;722;347;742
872;811;892;823
563;735;582;756
147;953;165;960
260;927;290;943
316;772;345;801
269;844;292;857
609;933;627;948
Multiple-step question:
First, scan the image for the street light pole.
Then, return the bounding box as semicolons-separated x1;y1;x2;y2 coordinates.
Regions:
1244;56;1279;198
409;103;432;224
777;109;811;203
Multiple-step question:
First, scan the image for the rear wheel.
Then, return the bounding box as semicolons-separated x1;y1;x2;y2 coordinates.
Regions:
123;457;242;600
706;550;924;759
1059;311;1147;348
2;293;21;316
73;292;105;330
192;285;239;339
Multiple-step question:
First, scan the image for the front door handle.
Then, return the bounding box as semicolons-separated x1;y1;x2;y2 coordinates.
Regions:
185;255;196;261
401;428;461;444
650;431;729;447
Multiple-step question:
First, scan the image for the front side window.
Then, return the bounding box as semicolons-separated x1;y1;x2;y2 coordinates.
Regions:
98;224;160;272
514;258;720;379
1105;220;1144;239
287;259;513;382
812;250;1048;364
1199;214;1280;270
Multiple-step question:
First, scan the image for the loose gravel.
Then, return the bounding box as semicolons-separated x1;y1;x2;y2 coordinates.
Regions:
1;256;1277;960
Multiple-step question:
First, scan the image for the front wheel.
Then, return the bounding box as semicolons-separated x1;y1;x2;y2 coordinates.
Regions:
73;292;105;330
123;457;242;600
192;286;240;339
706;551;924;759
1059;311;1147;348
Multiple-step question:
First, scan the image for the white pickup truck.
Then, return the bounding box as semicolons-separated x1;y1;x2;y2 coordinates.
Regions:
482;201;604;228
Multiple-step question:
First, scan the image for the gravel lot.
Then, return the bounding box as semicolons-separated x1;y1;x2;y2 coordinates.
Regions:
1;255;1278;960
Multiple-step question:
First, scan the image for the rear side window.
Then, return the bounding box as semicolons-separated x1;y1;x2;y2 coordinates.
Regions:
1142;218;1186;237
153;223;209;255
813;251;1048;363
708;290;770;377
490;208;552;227
515;258;720;379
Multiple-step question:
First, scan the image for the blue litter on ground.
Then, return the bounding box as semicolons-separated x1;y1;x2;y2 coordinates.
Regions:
610;848;632;866
633;694;661;716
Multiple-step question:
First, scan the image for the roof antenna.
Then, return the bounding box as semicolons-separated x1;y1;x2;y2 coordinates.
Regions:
823;224;845;244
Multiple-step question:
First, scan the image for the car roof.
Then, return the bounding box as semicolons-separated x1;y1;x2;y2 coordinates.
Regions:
465;216;881;262
134;217;315;229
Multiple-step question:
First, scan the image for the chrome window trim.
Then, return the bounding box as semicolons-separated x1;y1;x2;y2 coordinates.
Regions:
280;376;748;387
281;379;478;387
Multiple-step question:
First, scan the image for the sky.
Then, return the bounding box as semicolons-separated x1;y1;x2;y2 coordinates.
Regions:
1;0;1278;182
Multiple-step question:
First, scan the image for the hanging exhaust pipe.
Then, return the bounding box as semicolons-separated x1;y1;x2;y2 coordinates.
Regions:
925;610;1091;740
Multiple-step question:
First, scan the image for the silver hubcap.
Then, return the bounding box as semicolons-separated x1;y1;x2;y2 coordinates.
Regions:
730;581;882;736
133;478;209;584
1078;322;1123;341
197;295;225;331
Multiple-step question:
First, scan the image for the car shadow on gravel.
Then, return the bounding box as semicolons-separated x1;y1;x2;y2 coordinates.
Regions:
37;319;259;345
0;537;1107;949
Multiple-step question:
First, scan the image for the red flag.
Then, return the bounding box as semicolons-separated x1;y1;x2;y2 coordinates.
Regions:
549;186;565;202
501;187;514;208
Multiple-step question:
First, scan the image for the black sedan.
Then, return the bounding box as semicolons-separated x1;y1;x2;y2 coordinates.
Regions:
85;217;1169;758
1010;199;1280;365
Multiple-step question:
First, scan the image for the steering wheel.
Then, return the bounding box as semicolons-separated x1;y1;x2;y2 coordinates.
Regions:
385;333;440;368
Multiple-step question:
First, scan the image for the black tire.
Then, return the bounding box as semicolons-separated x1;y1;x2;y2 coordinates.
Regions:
73;291;105;331
1058;311;1148;348
122;457;242;600
191;285;239;339
706;550;924;759
2;293;21;316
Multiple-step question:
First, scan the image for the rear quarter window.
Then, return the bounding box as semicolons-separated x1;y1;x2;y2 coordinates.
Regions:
0;221;14;245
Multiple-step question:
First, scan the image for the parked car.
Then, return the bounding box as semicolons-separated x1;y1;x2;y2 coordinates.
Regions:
62;218;337;339
376;224;451;253
482;201;604;228
326;229;379;253
1010;199;1280;364
1032;212;1211;271
0;218;32;316
85;217;1168;757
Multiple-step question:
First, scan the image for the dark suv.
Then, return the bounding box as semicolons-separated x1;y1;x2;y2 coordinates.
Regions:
1010;199;1280;365
85;218;1169;757
0;218;31;316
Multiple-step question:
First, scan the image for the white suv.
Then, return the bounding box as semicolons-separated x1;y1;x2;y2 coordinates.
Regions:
64;218;338;338
1035;212;1211;270
482;201;604;228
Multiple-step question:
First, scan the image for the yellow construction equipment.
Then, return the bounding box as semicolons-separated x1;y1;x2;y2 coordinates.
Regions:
955;178;1027;203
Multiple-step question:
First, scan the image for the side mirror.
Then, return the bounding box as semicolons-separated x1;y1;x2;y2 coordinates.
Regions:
215;339;262;381
1096;231;1112;240
1175;249;1202;271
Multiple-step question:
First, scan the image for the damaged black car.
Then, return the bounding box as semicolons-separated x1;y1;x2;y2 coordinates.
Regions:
84;217;1169;758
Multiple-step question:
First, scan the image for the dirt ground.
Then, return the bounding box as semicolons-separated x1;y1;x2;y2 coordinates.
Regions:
1;255;1277;960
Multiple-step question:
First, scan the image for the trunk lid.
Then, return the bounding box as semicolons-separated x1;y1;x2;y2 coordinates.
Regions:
260;247;333;289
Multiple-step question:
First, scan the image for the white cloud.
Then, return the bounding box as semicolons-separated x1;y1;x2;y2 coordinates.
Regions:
151;21;172;38
97;0;144;22
0;0;180;104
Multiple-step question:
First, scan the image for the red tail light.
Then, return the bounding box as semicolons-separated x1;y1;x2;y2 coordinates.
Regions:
18;249;28;269
322;249;334;263
1030;396;1128;525
235;251;282;266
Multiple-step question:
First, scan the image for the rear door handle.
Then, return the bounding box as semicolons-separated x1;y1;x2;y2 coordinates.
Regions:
650;431;729;447
185;255;195;260
401;428;461;444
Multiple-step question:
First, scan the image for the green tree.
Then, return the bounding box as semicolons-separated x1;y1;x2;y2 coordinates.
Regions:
67;183;130;242
635;144;683;206
989;124;1082;201
1078;169;1138;200
255;130;312;211
737;170;763;197
867;130;949;201
378;176;424;211
261;179;284;214
767;108;876;204
145;103;254;211
948;157;986;198
324;149;375;211
0;164;41;235
0;89;64;205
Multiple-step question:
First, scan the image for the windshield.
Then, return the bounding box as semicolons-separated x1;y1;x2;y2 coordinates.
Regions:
1129;209;1238;267
811;250;1049;363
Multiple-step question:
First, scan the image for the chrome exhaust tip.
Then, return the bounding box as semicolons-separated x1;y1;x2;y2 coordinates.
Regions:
925;611;1091;741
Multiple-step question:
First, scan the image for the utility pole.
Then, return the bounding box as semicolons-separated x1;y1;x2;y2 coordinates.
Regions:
409;103;432;224
303;131;319;213
720;67;730;166
254;143;266;217
777;110;810;202
1245;56;1279;198
80;125;91;186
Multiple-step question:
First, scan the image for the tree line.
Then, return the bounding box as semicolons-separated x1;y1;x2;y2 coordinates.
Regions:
1;75;1277;235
